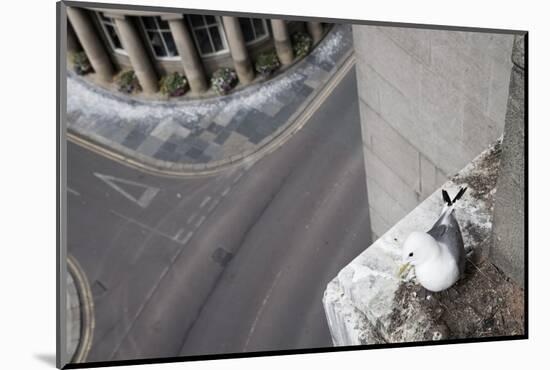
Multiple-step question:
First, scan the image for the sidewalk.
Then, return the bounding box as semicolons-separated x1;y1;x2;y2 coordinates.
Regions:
67;24;353;173
66;269;80;362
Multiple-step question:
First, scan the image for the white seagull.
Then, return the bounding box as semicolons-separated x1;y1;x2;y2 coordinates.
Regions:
399;187;467;293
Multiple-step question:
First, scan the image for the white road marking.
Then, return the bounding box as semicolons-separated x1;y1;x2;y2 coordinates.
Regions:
207;198;220;212
221;187;231;197
110;210;184;244
173;228;185;241
243;161;254;171
232;171;244;184
67;187;80;196
195;215;206;228
243;270;283;351
187;213;197;224
94;173;160;208
180;231;193;245
199;195;212;208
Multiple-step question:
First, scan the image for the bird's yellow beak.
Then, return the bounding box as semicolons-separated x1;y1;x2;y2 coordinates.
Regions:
398;262;412;278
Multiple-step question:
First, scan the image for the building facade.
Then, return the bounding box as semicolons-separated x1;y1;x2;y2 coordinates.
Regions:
67;6;327;94
353;25;515;239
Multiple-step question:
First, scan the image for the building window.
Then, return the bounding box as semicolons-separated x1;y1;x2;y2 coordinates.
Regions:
187;15;228;57
97;12;125;54
140;16;179;59
238;18;268;45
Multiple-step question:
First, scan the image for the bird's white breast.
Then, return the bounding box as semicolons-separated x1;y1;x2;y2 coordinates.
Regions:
415;251;460;292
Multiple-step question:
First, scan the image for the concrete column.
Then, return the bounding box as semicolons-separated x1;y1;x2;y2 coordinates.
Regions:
66;7;114;82
307;22;324;44
113;15;158;93
222;16;254;84
67;20;81;53
164;15;208;92
270;19;294;65
489;34;525;288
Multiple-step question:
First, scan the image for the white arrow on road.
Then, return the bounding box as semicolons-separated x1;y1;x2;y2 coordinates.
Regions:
94;172;160;208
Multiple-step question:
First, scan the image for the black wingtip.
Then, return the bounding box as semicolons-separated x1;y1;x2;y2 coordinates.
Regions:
442;189;452;206
452;187;468;203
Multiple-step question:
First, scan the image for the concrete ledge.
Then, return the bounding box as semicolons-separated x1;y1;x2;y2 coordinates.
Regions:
323;140;524;345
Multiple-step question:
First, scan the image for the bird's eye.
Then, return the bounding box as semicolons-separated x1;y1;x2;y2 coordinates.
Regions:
409;252;414;257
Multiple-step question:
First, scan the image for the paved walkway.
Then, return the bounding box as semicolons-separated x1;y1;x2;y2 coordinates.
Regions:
66;268;81;362
66;255;95;364
67;24;353;172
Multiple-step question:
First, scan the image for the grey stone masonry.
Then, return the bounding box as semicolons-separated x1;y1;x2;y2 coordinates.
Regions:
490;34;525;288
308;22;324;44
67;20;81;53
67;7;114;82
353;25;515;237
222;16;255;84
271;20;294;65
113;15;159;93
166;15;208;93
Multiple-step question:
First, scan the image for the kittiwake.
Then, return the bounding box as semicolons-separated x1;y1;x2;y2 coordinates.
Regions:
399;187;467;293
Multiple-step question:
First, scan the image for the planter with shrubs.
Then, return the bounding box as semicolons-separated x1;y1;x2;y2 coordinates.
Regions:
254;51;281;78
159;72;189;97
115;70;142;94
72;51;93;75
211;68;238;95
292;32;313;59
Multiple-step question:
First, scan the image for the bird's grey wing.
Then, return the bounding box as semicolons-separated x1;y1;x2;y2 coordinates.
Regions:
427;224;447;239
431;212;466;275
428;210;448;232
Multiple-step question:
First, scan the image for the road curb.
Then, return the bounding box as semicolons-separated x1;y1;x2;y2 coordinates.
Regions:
67;255;95;363
68;51;356;178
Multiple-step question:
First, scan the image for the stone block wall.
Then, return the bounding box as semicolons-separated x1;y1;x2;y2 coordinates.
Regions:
490;35;526;287
353;25;515;237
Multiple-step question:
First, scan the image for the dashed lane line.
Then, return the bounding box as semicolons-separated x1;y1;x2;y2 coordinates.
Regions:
207;198;220;213
180;231;193;245
221;187;231;197
187;213;197;225
173;228;185;241
199;196;212;208
195;215;206;228
232;171;244;184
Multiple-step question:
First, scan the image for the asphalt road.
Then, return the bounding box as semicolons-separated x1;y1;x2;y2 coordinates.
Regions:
67;67;371;362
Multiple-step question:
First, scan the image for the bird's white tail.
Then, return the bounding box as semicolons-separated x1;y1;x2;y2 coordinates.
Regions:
439;187;467;217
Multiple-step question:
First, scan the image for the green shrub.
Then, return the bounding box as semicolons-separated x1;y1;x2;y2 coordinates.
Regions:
115;70;141;94
292;32;313;59
210;68;238;95
255;51;281;77
160;72;189;97
72;51;93;75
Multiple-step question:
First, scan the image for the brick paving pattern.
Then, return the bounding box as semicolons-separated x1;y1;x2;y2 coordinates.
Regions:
67;24;352;166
